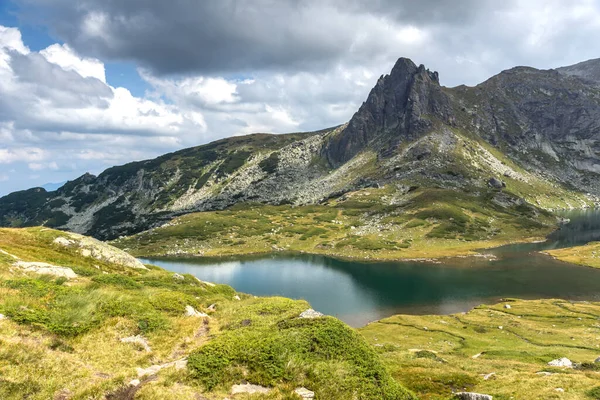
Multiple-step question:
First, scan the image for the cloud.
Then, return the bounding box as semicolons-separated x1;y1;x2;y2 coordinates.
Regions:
0;25;211;194
14;0;600;86
40;43;106;82
0;147;47;164
3;1;600;195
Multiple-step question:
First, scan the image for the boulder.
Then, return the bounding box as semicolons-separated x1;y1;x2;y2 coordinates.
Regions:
487;177;506;189
455;392;493;400
184;305;208;318
504;304;511;309
294;387;315;399
14;261;77;279
173;273;185;281
299;309;324;319
595;356;600;363
548;357;572;367
53;234;147;270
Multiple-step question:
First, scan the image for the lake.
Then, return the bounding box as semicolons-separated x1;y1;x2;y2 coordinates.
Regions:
142;209;600;327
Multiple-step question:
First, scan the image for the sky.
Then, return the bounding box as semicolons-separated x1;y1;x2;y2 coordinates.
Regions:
0;0;599;196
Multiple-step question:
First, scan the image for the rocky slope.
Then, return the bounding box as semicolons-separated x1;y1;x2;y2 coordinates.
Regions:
2;57;600;240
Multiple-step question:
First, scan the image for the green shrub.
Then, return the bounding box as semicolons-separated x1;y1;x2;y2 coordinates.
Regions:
188;316;415;399
588;386;600;399
259;152;280;174
149;291;200;315
92;274;141;289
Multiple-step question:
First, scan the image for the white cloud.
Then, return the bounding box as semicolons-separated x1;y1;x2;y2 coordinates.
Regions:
3;0;600;195
40;43;106;82
0;148;47;164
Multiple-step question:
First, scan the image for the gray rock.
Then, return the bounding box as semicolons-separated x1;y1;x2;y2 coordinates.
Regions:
487;177;505;189
594;356;600;363
13;261;77;279
454;392;493;400
294;387;315;398
299;309;324;319
173;273;185;281
548;357;572;367
504;304;511;309
53;233;147;270
184;305;208;318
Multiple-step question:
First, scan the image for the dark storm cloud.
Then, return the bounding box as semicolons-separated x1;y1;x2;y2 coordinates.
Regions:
15;0;512;77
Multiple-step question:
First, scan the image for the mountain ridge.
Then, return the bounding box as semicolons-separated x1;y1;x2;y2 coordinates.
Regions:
2;56;600;240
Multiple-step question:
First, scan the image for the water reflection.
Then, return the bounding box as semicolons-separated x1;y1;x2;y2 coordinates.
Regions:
142;209;600;327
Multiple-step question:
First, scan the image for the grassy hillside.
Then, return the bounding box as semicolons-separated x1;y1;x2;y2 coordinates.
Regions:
360;299;600;399
0;227;413;400
113;185;559;260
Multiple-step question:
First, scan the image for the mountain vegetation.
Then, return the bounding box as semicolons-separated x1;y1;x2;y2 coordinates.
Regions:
0;227;414;399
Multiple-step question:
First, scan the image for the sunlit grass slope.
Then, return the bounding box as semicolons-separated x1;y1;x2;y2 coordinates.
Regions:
360;299;600;399
0;227;414;400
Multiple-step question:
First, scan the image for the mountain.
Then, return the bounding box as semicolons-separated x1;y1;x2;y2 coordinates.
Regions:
2;57;600;240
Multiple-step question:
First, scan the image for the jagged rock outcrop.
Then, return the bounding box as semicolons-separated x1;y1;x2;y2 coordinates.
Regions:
325;57;454;165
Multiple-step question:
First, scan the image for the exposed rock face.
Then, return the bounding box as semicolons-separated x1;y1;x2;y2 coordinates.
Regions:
455;64;600;194
326;58;453;165
2;57;600;240
53;233;147;269
557;58;600;85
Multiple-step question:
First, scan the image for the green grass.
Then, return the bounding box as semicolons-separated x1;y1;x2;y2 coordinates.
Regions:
113;185;558;261
0;227;413;399
360;299;600;399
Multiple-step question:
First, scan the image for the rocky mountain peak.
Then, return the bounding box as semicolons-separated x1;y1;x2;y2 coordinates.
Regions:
325;57;451;165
